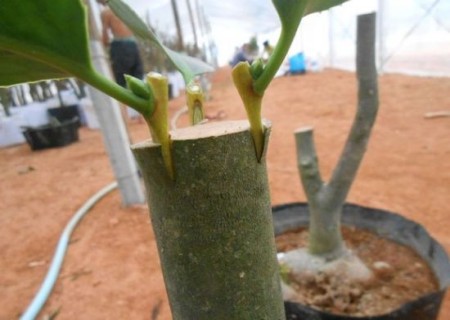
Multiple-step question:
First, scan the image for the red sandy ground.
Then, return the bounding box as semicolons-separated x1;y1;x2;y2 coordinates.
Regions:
1;67;449;320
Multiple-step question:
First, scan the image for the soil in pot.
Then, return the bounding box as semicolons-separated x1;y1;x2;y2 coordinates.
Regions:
277;226;439;317
272;203;450;320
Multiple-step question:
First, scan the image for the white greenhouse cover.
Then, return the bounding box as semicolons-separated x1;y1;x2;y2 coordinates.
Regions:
101;0;450;77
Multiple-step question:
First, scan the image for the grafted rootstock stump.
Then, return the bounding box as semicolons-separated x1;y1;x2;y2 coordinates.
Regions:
132;120;285;320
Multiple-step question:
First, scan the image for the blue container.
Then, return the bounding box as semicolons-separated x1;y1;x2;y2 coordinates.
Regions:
289;52;306;74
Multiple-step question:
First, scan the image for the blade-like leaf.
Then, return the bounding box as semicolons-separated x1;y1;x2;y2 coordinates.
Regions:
273;0;349;31
0;0;92;86
0;0;149;113
108;0;214;83
0;51;66;86
272;0;307;30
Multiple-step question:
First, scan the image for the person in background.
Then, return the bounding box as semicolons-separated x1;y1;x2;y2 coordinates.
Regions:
230;44;252;67
97;0;144;88
97;0;144;122
261;40;274;62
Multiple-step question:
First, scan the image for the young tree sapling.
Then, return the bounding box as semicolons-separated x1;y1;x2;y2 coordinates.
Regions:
279;12;380;297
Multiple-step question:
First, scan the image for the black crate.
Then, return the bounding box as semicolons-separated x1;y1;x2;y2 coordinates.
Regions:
47;105;81;128
22;118;79;151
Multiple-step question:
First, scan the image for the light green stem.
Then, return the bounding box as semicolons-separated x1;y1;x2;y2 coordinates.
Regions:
232;62;264;161
186;82;204;125
253;0;306;95
254;28;296;95
145;73;174;180
81;70;151;116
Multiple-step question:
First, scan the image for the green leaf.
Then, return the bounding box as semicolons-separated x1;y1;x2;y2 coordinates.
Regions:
272;0;349;27
272;0;307;30
254;0;349;94
272;0;350;46
303;0;350;16
0;0;91;86
108;0;214;83
0;0;150;114
0;51;66;86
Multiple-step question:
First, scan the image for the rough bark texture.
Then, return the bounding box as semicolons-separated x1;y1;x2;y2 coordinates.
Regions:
132;120;284;320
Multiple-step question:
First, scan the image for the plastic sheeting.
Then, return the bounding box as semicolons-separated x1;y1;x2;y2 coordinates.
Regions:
329;0;450;76
119;0;449;76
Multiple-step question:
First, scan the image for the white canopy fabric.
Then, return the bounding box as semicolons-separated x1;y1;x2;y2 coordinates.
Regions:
114;0;449;76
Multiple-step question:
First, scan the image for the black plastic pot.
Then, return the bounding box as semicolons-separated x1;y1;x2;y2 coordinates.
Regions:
22;118;79;151
272;202;450;320
48;105;81;128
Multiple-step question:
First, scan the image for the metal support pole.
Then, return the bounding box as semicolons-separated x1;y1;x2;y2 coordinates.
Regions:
86;0;145;206
328;9;335;68
377;0;385;73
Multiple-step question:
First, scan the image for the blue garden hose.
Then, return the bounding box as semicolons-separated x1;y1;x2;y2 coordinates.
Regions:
20;182;118;320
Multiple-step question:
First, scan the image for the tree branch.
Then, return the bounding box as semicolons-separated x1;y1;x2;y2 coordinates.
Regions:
295;127;323;200
328;12;379;207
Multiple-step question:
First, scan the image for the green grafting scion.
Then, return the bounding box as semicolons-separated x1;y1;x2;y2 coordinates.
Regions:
232;62;264;161
192;103;203;125
186;82;204;125
233;0;350;161
126;75;155;119
253;0;307;95
254;0;349;95
279;263;292;284
250;58;264;80
125;75;151;100
145;72;174;180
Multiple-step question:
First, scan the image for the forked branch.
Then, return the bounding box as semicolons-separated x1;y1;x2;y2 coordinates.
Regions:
295;12;379;257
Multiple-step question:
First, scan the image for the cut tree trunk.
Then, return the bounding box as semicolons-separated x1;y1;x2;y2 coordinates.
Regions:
132;120;285;320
